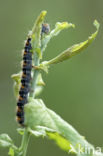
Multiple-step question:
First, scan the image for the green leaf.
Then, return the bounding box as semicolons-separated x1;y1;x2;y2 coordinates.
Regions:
24;98;102;155
36;73;45;86
29;125;76;153
31;10;47;58
41;22;75;53
0;134;13;148
47;132;76;154
11;73;21;98
17;128;25;135
8;147;14;156
35;86;44;97
42;20;100;65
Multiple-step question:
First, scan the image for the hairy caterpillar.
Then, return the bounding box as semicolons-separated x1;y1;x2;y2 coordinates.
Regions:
16;23;50;126
16;37;32;125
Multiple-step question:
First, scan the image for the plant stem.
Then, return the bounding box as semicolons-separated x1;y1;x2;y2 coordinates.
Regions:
17;11;46;156
29;52;40;98
19;129;30;156
19;52;40;156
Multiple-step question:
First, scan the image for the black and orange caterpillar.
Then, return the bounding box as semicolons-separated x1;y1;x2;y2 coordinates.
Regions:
16;23;50;126
16;36;32;126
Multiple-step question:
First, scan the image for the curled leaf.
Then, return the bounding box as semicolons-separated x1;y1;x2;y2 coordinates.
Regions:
41;22;75;52
42;20;99;65
11;73;21;83
11;73;21;98
31;10;47;58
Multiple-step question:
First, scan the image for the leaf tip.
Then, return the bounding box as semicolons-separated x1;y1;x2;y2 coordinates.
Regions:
11;73;20;82
93;20;100;30
41;10;47;18
56;22;75;29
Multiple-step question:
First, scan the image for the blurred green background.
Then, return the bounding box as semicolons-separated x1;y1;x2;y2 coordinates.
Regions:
0;0;103;155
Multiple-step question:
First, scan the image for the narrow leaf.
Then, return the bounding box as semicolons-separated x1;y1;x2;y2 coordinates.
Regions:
42;20;99;65
41;22;75;52
31;10;47;58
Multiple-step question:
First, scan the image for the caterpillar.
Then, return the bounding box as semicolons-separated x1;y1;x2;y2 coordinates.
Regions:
16;23;50;126
16;36;32;126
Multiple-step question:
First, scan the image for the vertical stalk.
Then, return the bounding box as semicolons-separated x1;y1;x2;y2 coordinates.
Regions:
29;52;40;98
19;129;30;156
19;52;40;156
18;11;46;156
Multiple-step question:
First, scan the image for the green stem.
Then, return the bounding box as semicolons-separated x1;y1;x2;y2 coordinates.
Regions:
19;52;40;156
19;129;30;156
17;11;46;156
29;52;40;98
